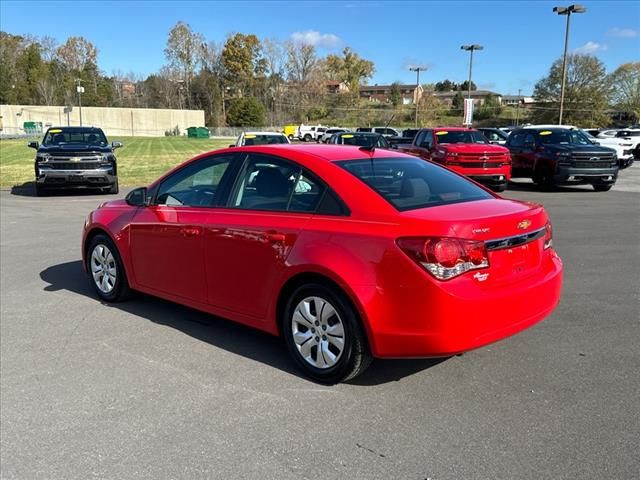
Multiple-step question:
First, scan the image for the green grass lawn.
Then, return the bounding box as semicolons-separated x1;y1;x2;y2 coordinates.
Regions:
0;136;231;188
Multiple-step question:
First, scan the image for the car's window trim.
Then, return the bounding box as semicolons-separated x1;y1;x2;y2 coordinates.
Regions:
224;152;350;216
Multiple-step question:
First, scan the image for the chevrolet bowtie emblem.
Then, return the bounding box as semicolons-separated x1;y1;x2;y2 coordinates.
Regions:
517;219;532;230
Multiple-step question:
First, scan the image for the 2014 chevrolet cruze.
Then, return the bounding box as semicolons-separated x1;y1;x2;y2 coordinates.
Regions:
82;145;563;383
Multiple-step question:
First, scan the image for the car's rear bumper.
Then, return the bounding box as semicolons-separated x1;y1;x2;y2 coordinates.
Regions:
36;168;116;189
356;251;563;358
553;166;618;186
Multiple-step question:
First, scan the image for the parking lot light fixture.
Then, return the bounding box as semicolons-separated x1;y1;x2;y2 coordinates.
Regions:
409;66;428;127
460;45;483;101
553;4;586;125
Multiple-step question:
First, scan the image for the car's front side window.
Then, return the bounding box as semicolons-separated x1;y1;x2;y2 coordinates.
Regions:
155;154;235;207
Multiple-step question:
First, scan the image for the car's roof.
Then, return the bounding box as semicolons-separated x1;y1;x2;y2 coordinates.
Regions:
46;126;103;131
522;124;578;129
337;131;380;136
227;144;409;162
242;131;286;136
432;127;476;132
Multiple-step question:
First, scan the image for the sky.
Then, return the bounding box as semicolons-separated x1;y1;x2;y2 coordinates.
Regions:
1;0;639;95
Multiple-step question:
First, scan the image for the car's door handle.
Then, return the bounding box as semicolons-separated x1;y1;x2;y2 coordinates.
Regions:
180;226;201;237
262;231;286;244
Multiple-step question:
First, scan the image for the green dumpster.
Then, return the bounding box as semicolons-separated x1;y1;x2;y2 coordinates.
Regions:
187;126;210;138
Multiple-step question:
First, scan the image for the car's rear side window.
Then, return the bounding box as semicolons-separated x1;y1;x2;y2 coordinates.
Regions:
337;158;493;211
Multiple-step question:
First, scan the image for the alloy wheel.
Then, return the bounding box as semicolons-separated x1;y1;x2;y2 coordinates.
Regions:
291;296;345;369
91;244;117;294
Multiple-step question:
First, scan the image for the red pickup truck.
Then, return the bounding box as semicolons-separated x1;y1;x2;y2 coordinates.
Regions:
398;127;512;192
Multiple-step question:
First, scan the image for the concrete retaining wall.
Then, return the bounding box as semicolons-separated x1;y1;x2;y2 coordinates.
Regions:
0;105;205;138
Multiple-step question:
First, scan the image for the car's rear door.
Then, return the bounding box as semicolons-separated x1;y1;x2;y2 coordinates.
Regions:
202;153;326;320
128;152;240;304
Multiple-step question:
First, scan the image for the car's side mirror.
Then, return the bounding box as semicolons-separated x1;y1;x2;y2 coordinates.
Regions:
28;141;39;149
125;187;148;207
112;141;123;149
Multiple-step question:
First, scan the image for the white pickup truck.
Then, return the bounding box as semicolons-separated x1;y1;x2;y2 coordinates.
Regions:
297;124;328;142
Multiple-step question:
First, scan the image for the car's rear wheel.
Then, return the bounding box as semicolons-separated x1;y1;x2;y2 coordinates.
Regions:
593;184;612;192
282;283;372;384
303;134;312;142
86;234;130;302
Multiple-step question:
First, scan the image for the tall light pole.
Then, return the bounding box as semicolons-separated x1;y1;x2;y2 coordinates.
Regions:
75;79;84;126
515;88;522;126
553;4;586;125
409;65;427;127
460;44;483;100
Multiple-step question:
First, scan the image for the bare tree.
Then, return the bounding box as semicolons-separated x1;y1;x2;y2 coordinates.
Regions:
39;35;58;62
285;41;318;84
36;77;56;105
56;36;98;71
164;21;204;108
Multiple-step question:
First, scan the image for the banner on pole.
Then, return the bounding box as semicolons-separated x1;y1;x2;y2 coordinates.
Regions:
463;98;474;126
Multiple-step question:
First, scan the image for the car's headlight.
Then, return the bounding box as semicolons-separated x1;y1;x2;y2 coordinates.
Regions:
36;153;51;163
556;152;571;158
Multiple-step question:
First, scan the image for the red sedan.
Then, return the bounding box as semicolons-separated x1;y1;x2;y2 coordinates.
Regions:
82;145;563;383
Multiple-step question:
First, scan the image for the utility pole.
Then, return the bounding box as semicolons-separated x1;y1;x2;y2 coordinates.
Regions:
516;88;522;126
409;66;427;127
553;4;586;125
75;79;84;126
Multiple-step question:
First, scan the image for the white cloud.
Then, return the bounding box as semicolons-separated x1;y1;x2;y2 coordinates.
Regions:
608;27;638;38
574;41;608;54
290;30;342;49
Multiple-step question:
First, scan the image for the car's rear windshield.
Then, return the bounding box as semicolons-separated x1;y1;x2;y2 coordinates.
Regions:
242;134;288;145
435;130;488;144
43;129;107;145
336;134;388;148
337;157;493;211
537;129;593;145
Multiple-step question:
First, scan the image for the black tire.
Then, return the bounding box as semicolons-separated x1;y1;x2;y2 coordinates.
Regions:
288;134;294;141
86;234;130;302
491;184;507;193
303;134;312;142
533;165;555;190
107;179;119;195
282;283;372;384
35;183;46;196
593;184;612;192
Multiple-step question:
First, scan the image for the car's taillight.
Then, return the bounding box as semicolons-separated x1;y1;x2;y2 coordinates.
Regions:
397;236;489;280
543;222;553;250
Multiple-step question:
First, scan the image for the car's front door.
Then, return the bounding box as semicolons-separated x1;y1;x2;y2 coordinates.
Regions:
129;153;238;304
507;131;527;176
202;153;327;320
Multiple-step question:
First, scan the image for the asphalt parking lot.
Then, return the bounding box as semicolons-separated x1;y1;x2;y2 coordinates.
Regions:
1;168;639;480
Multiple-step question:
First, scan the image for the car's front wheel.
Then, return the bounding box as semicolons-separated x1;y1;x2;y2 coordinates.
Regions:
282;283;372;384
86;234;130;302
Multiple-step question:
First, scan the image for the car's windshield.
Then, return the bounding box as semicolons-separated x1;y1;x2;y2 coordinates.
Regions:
435;130;488;144
538;129;593;145
42;128;107;145
337;157;493;211
242;134;288;146
335;134;389;148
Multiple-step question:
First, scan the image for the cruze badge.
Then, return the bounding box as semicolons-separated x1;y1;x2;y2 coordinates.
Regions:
70;157;81;162
517;219;532;230
473;272;489;282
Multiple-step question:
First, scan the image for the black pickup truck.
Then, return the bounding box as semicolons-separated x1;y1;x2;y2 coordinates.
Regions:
506;127;618;191
29;126;121;196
